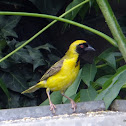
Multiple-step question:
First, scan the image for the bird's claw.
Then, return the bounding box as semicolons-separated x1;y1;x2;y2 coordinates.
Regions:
71;100;77;112
50;103;56;113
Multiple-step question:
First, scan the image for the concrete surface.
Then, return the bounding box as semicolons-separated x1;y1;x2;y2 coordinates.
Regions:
111;100;126;112
0;101;105;121
1;111;126;126
1;100;126;126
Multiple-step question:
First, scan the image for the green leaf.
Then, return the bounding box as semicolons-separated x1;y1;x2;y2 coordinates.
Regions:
35;43;56;52
8;92;20;108
63;69;82;103
29;0;67;15
95;75;112;87
78;3;89;21
48;54;60;65
27;46;46;70
95;65;126;109
80;85;97;102
0;38;7;51
89;0;94;7
11;48;32;63
27;46;43;59
0;70;29;93
7;39;17;50
33;59;45;71
64;0;86;28
19;95;37;107
0;54;12;69
7;91;36;108
40;91;62;106
0;16;21;38
103;73;126;109
0;78;10;99
98;48;118;69
81;63;97;87
11;43;46;70
65;0;83;19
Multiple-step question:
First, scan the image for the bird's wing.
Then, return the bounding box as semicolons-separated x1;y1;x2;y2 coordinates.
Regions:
40;59;64;81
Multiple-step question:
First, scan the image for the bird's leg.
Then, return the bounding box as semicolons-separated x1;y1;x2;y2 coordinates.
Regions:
46;88;56;113
61;92;77;111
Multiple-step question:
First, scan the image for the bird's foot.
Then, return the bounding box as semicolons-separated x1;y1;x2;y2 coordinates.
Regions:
50;102;56;113
71;100;77;112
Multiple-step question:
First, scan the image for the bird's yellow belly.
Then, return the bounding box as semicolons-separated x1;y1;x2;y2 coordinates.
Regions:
46;59;80;91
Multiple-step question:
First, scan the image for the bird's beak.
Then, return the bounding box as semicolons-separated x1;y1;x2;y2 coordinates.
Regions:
85;45;95;51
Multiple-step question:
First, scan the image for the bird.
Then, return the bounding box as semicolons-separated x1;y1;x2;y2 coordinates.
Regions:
22;40;95;113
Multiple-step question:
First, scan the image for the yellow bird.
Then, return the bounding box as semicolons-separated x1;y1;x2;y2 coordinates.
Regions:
22;40;95;113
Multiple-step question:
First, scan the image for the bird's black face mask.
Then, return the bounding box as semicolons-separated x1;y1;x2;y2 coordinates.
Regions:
76;43;95;66
76;43;95;55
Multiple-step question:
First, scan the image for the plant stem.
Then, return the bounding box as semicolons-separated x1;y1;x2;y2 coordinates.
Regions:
96;0;126;61
0;13;117;63
0;0;117;62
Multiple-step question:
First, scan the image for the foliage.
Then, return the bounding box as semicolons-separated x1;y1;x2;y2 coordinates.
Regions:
0;0;126;111
0;15;58;108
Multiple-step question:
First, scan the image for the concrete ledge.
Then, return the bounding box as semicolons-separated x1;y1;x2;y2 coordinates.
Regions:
1;111;126;126
111;100;126;111
0;101;105;121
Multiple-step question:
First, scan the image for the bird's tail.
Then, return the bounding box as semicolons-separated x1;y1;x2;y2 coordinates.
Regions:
21;81;46;94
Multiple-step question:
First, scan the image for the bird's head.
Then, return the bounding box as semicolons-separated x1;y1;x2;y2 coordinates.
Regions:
66;40;95;57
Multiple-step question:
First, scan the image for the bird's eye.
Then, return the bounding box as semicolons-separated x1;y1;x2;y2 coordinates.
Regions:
79;44;84;48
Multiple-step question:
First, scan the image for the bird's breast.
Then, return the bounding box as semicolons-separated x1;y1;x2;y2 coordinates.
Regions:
46;58;80;91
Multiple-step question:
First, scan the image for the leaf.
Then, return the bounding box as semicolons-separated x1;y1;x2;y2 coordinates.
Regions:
98;48;118;69
8;92;20;108
80;85;97;102
89;0;94;7
0;55;8;68
27;46;43;59
11;43;46;69
0;16;21;38
95;75;112;87
35;43;56;52
19;96;37;107
0;38;7;51
0;70;29;93
63;69;82;103
33;59;45;70
95;65;126;109
11;48;32;63
0;54;12;69
7;40;32;64
27;46;46;70
48;54;60;65
40;91;62;106
0;78;10;99
65;0;87;20
81;63;97;87
78;3;89;21
64;0;86;28
103;74;126;109
29;0;67;15
7;39;17;50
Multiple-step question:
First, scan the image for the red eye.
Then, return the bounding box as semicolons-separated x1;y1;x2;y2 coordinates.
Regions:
80;44;84;48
